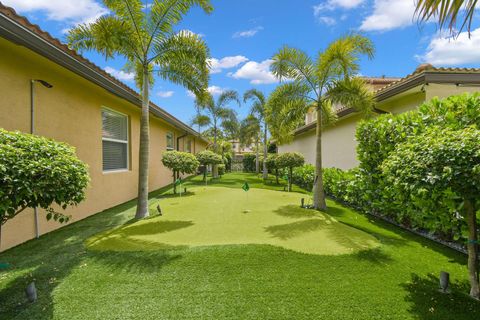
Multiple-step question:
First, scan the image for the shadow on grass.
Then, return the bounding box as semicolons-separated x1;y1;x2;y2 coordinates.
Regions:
402;273;480;319
353;247;394;265
0;181;187;320
86;220;194;251
274;205;321;219
265;219;327;240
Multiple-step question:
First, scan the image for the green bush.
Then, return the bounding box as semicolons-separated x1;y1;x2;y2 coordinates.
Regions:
356;94;480;216
162;151;199;194
265;153;280;183
196;150;222;181
276;152;305;192
355;93;480;237
382;127;480;297
291;164;315;191
242;153;256;172
218;164;226;176
0;129;89;225
322;168;365;207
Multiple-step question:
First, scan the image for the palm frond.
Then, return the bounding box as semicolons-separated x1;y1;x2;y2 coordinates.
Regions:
240;115;261;145
147;0;213;50
317;33;374;85
244;89;266;119
103;0;147;49
326;77;375;118
217;90;241;109
415;0;478;35
271;46;318;93
265;82;310;144
68;16;140;60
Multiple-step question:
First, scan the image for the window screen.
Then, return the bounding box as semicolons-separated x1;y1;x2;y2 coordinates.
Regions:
102;108;128;171
166;132;174;150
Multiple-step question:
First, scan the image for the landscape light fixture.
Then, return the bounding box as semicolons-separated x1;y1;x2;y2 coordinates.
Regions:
439;271;450;293
25;282;37;303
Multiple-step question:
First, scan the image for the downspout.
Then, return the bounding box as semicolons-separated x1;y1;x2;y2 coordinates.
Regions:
30;79;53;238
31;80;40;239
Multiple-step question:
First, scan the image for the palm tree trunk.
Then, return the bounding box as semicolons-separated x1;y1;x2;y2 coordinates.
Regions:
262;124;268;179
313;108;327;211
255;139;260;174
135;67;150;219
465;199;480;299
212;125;219;178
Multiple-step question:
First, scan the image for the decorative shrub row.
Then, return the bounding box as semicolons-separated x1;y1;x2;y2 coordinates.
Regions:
345;93;480;241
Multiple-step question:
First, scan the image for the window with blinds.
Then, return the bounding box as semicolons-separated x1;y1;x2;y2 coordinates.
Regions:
185;139;192;153
166;132;174;150
102;108;129;172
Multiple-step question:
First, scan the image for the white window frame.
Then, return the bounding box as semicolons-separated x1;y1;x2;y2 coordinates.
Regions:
166;131;175;151
102;107;129;173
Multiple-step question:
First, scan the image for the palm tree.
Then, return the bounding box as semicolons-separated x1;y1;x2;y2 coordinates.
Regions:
196;90;240;177
192;104;211;134
415;0;478;35
221;110;240;141
240;115;261;173
244;89;269;179
68;0;212;219
269;34;375;210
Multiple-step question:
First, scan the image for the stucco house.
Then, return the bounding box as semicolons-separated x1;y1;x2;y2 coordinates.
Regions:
0;4;208;251
278;64;480;169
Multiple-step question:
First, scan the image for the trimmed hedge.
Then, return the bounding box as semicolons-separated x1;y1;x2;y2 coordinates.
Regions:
338;93;480;240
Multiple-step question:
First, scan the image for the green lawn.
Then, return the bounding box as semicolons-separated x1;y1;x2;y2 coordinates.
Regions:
0;172;479;319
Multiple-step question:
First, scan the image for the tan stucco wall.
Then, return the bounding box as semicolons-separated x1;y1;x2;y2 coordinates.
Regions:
426;83;480;100
0;37;206;251
279;114;364;170
279;91;428;170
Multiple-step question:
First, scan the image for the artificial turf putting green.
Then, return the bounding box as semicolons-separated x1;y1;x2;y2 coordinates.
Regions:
87;187;379;255
1;173;479;319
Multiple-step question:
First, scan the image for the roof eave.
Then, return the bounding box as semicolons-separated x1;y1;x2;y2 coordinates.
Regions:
0;9;208;143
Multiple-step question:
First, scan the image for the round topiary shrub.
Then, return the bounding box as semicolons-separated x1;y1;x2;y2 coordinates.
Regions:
276;152;305;192
0;129;89;227
162;151;200;194
196;150;223;181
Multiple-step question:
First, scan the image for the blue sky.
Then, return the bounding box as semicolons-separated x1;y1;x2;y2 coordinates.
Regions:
3;0;480;124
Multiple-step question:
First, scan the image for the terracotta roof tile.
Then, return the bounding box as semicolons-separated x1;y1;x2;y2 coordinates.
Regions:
374;65;480;95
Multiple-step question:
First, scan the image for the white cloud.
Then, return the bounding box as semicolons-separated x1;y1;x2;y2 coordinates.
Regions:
314;0;364;14
157;91;174;98
231;59;279;85
2;0;108;23
186;86;226;99
208;56;249;74
207;86;226;95
104;67;135;81
233;26;264;38
417;28;480;65
360;0;416;32
318;16;337;26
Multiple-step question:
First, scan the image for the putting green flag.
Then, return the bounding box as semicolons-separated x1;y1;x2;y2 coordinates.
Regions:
242;182;250;192
175;178;182;186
